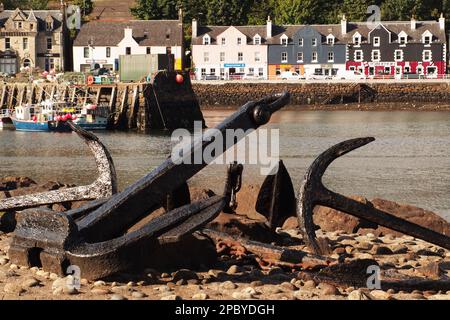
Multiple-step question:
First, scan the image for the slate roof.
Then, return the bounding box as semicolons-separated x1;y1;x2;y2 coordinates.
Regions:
73;20;183;47
193;20;446;45
0;9;64;32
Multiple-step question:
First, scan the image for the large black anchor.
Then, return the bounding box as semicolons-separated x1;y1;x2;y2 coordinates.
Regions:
8;92;291;280
297;138;450;255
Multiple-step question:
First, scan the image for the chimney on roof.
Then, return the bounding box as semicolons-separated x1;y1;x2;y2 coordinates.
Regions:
192;19;197;38
411;16;416;30
178;8;183;23
341;14;347;35
439;13;445;31
267;16;272;38
124;27;133;39
0;3;4;13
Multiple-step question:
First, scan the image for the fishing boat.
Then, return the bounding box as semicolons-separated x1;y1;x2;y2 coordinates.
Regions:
0;109;12;130
72;104;108;130
11;102;71;132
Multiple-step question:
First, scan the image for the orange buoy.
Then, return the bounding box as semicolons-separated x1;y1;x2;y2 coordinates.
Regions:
87;76;94;85
175;74;184;84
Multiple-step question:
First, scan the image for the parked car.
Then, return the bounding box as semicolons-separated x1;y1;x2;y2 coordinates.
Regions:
281;71;303;80
334;70;367;80
202;74;220;80
229;73;245;80
242;74;264;80
306;73;333;80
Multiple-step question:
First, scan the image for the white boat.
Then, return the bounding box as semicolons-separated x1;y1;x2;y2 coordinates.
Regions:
0;109;13;130
72;104;108;130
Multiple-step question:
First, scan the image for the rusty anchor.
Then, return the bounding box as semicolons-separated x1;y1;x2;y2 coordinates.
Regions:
297;137;450;255
0;122;117;212
8;92;291;279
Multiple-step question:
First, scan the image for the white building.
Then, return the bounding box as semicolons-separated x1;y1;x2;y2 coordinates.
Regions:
73;19;183;72
191;20;268;80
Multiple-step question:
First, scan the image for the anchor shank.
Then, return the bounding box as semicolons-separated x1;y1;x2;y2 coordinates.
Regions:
322;189;450;250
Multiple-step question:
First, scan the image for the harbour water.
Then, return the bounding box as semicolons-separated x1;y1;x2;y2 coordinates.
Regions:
1;109;450;221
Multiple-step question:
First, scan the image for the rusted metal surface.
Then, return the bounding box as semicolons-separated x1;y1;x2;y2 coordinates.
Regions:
256;160;296;230
0;122;117;212
202;228;333;271
8;92;291;280
223;162;243;213
297;138;450;255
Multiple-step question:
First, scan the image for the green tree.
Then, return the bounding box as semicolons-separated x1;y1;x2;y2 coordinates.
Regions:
273;0;321;24
247;0;276;25
205;0;252;25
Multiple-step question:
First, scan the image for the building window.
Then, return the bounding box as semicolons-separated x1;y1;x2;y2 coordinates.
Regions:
237;37;242;45
254;36;261;45
5;38;10;49
23;59;31;68
424;36;431;45
221;38;226;45
385;66;391;74
258;67;263;76
23;38;28;50
423;50;432;61
254;52;260;62
353;34;361;46
220;68;225;77
281;37;288;46
201;68;206;76
146;47;151;54
84;47;89;58
281;52;287;63
203;36;210;45
404;66;411;73
394;50;403;61
18;22;22;29
210;68;216;75
30;23;33;30
276;68;281;75
327;36;334;45
312;52;318;62
372;50;380;62
312;38;317;46
328;52;334;62
354;50;363;62
46;21;52;31
373;37;380;46
220;52;225;62
47;38;52;50
298;38;303;46
239;67;245;73
399;36;407;45
203;52;209;62
106;47;111;58
248;67;254;75
297;52;303;62
126;47;131;55
238;52;243;62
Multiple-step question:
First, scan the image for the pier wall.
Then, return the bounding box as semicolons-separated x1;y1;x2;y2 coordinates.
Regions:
191;82;450;108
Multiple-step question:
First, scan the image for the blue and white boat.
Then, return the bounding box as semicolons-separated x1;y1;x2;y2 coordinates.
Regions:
11;103;70;132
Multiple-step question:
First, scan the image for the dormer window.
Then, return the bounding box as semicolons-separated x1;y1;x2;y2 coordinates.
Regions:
253;35;261;45
373;37;380;46
221;38;226;45
312;38;317;46
203;35;210;45
237;37;242;45
398;31;408;45
326;35;335;45
18;22;22;29
280;35;288;46
422;31;433;45
353;33;362;46
46;21;53;31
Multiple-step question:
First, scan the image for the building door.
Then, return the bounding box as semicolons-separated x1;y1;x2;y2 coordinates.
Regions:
369;67;375;76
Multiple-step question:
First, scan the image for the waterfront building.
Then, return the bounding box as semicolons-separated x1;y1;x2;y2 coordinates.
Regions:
0;3;68;74
191;20;268;80
73;16;183;72
267;19;347;79
345;15;447;77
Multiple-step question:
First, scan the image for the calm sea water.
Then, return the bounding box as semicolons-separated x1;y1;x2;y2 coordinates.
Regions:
1;110;450;221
